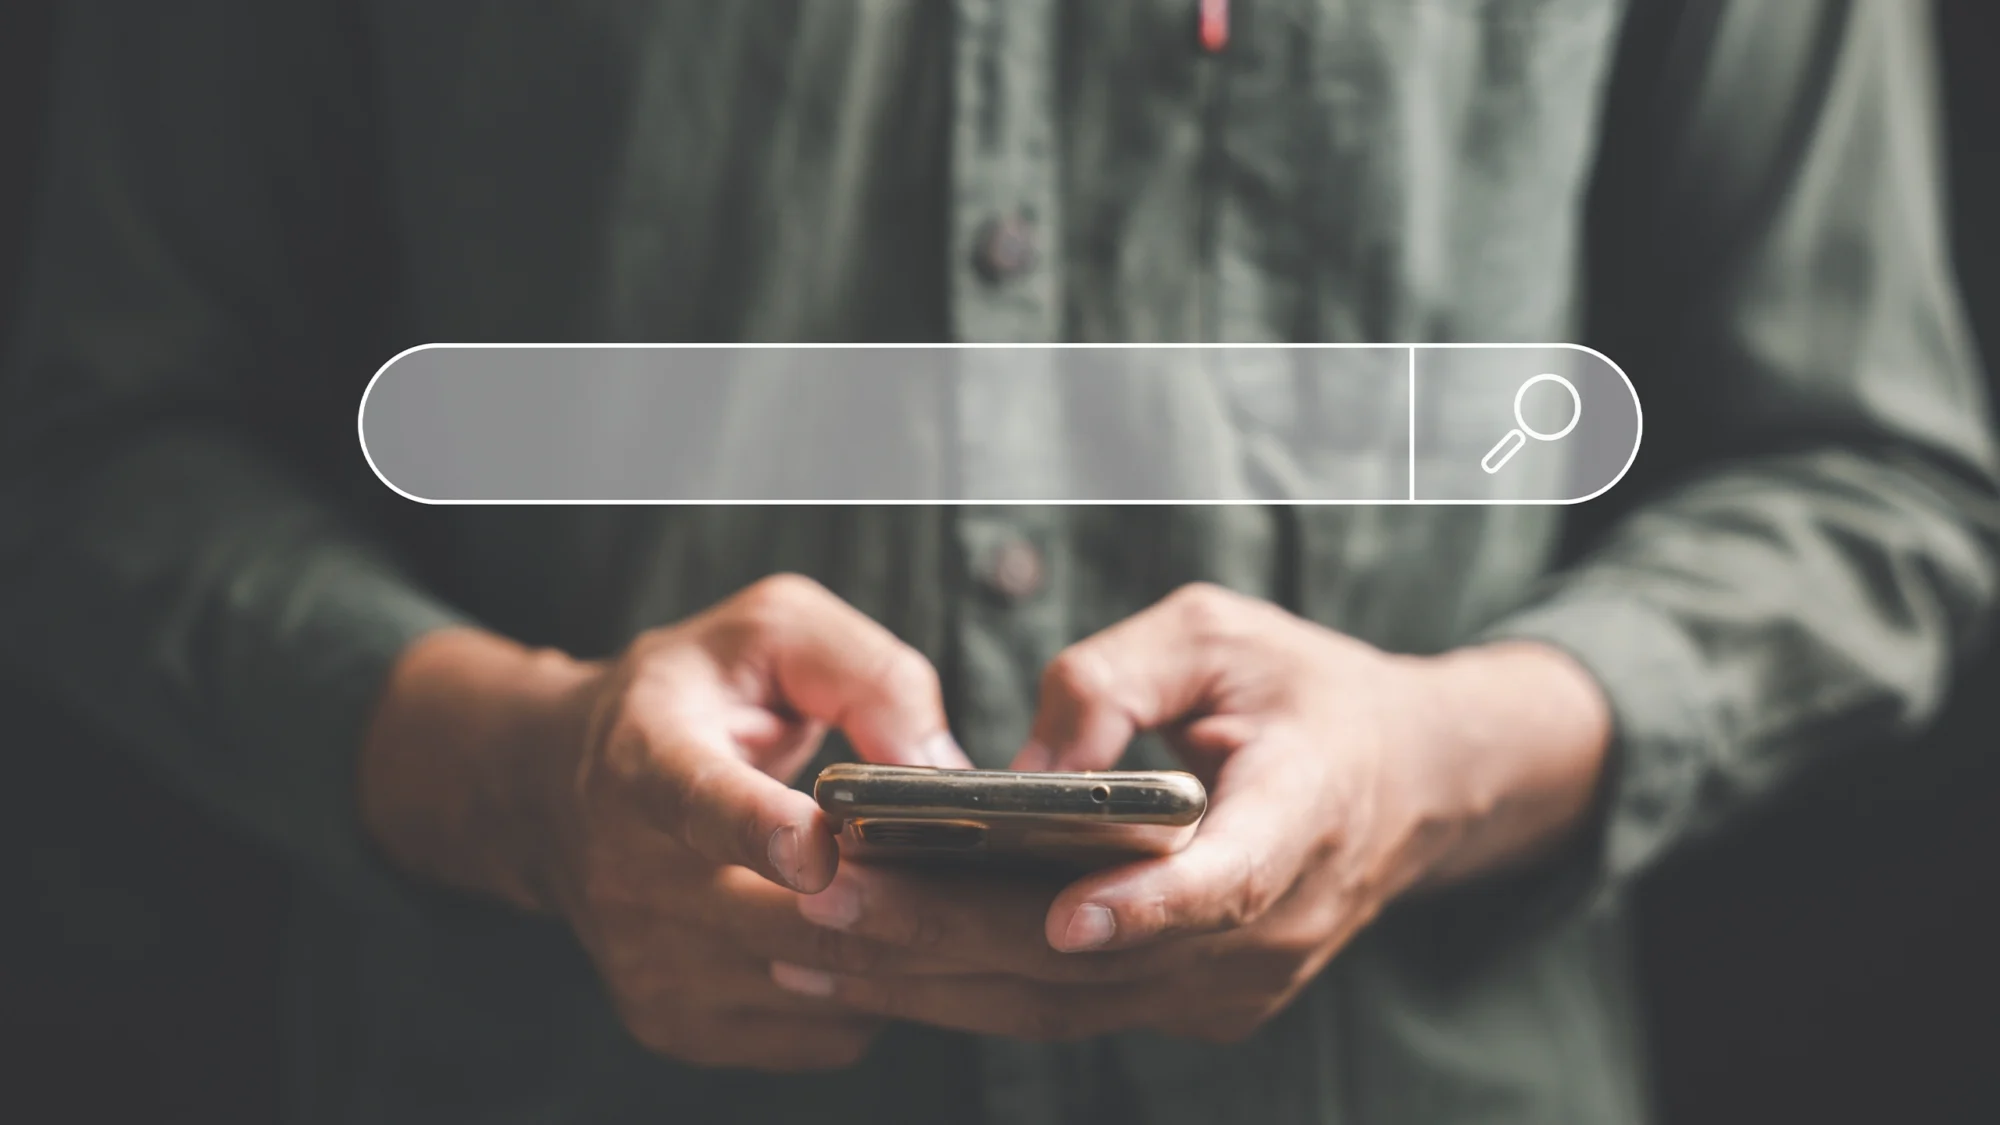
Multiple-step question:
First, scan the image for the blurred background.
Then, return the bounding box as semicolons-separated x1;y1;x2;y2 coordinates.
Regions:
1;3;1994;1122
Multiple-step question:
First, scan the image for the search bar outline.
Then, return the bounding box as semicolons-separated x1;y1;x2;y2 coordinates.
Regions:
358;342;1643;506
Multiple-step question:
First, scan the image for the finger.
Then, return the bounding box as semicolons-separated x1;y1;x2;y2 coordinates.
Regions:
668;950;863;1017
768;965;1161;1043
1017;584;1246;772
751;715;833;788
705;865;982;977
788;862;1188;983
1045;743;1316;951
716;575;971;768
795;863;1068;979
630;722;842;893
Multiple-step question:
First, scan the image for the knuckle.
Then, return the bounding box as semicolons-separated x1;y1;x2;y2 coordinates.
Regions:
744;572;828;609
726;573;829;636
1222;885;1258;930
1167;582;1241;638
875;646;942;705
594;712;656;788
1220;854;1281;929
1126;892;1176;942
592;719;680;824
1042;646;1114;704
618;630;670;671
627;624;684;661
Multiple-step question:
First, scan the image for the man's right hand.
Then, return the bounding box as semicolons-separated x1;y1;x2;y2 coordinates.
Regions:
358;574;970;1071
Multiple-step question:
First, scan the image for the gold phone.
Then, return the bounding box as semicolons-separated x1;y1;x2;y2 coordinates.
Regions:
813;763;1207;872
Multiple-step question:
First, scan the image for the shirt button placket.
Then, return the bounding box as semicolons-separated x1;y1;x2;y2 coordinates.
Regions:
946;3;1072;1124
972;211;1041;284
982;536;1047;601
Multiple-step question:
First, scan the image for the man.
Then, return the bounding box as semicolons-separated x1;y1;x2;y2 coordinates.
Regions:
2;1;1994;1123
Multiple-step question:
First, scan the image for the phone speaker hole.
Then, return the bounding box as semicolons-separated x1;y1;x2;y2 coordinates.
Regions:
1089;785;1111;804
854;820;987;850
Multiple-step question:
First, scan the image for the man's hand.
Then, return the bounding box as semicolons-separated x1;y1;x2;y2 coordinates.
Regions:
775;583;1611;1043
359;574;971;1071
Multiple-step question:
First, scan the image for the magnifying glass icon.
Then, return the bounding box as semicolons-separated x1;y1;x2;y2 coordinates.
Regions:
1480;373;1581;474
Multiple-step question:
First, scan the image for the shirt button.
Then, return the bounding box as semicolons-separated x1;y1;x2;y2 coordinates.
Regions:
982;538;1046;600
972;213;1039;283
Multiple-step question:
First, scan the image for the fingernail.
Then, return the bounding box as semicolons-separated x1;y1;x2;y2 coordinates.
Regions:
919;731;974;769
799;874;863;930
1058;904;1117;952
770;962;838;998
768;825;805;890
1012;740;1054;772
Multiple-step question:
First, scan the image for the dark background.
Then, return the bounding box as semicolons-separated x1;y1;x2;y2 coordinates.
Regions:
1;3;1995;1122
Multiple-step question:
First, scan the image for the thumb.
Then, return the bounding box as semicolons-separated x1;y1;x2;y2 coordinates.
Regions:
1016;586;1231;772
1046;740;1311;950
720;575;972;769
637;725;842;893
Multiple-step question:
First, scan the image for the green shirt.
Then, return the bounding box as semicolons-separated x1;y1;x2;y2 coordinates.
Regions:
3;1;1995;1122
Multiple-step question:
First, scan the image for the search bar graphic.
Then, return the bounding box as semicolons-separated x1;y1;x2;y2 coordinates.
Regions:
358;344;1641;504
1480;373;1583;475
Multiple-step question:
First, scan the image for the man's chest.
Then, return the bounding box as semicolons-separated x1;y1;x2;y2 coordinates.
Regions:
362;0;1626;345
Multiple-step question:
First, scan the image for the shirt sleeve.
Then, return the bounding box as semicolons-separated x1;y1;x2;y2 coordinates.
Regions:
0;1;472;904
1478;0;2000;902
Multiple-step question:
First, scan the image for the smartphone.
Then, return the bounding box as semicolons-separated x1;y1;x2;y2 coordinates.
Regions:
812;763;1207;872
